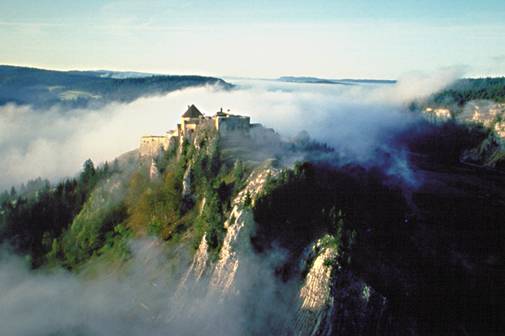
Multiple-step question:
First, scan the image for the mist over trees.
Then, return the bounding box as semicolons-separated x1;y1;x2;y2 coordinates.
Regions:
0;159;118;267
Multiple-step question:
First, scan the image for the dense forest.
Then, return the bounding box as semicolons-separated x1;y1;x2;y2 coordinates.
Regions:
0;159;122;267
429;77;505;106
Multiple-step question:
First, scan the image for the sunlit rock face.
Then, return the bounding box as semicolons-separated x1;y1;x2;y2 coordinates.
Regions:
463;101;504;126
182;234;209;284
209;206;250;294
423;101;505;141
174;233;210;305
181;164;192;198
494;121;505;139
175;162;406;335
461;101;505;140
293;243;337;336
298;248;335;311
423;107;452;122
209;168;278;295
178;166;279;297
169;165;287;336
149;159;160;180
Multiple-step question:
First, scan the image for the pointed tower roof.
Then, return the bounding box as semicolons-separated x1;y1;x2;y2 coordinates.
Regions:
182;104;203;118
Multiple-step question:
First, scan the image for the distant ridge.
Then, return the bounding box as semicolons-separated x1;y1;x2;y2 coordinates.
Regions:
67;70;158;79
0;65;233;108
278;76;396;85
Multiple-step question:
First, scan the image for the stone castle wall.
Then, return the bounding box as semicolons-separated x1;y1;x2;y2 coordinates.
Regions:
139;107;254;157
139;135;173;157
215;115;250;133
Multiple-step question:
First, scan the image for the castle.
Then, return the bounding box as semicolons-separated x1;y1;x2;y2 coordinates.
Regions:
139;105;251;157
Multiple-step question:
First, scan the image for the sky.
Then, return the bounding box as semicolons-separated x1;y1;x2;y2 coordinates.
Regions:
0;0;505;78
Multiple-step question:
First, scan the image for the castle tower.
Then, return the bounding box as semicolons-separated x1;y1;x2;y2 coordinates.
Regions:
180;104;205;139
182;104;204;120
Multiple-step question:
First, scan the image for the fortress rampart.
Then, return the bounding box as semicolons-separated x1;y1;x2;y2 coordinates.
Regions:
139;105;252;157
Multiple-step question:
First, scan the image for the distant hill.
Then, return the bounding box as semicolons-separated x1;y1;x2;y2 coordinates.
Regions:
0;65;232;109
67;70;157;79
277;76;396;85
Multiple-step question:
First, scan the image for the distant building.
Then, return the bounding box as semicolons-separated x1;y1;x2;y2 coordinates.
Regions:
139;104;252;157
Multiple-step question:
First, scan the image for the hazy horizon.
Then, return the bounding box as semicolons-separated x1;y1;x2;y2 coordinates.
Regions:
1;1;505;79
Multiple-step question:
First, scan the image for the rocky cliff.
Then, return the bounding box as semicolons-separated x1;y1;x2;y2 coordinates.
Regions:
2;117;503;336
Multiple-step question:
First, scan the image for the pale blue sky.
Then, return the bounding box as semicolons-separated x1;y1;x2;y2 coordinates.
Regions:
1;0;504;78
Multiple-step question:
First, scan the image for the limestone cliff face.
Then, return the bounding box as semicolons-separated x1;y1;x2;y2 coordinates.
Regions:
169;146;399;335
149;159;160;180
293;242;337;336
209;168;278;295
179;167;278;298
171;123;397;334
181;164;192;198
181;233;209;284
423;101;505;168
176;165;359;335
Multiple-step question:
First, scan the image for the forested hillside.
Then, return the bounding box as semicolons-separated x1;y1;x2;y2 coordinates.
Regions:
429;77;505;106
0;65;232;108
0;120;503;335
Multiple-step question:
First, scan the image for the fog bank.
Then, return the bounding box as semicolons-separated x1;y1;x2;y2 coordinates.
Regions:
0;70;460;190
0;239;294;336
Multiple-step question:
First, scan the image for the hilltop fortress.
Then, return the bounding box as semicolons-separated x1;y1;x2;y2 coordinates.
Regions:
139;105;252;157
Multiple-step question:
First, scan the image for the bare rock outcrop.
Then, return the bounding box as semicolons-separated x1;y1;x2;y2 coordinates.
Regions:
293;244;337;336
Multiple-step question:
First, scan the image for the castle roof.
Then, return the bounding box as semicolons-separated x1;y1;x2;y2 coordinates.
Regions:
182;104;203;118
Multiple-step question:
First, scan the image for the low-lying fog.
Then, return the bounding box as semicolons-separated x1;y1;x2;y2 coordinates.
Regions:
0;69;460;191
0;69;467;336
